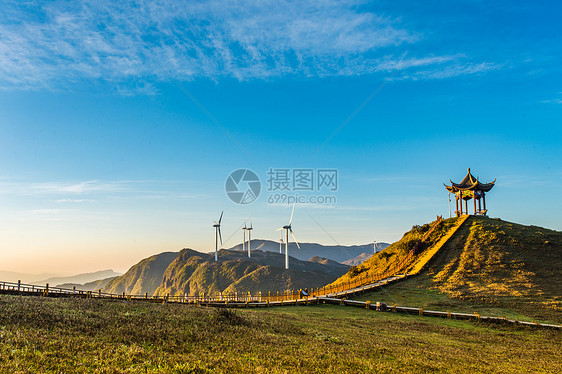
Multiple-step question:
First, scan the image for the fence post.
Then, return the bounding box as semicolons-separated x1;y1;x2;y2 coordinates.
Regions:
419;307;423;316
365;301;370;309
17;280;21;293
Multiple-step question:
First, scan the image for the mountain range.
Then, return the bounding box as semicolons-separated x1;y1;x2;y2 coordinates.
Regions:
101;239;380;297
227;239;388;263
33;269;122;287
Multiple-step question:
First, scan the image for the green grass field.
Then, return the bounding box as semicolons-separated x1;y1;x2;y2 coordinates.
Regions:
1;295;560;373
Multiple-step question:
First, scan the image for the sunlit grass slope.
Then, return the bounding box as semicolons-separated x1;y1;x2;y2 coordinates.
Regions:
331;216;461;286
1;295;560;373
352;216;562;324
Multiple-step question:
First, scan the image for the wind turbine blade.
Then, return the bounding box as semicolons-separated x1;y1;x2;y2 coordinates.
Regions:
218;211;223;225
276;228;283;231
289;202;295;225
218;227;223;246
290;228;300;249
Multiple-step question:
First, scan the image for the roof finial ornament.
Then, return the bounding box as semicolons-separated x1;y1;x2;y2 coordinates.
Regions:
467;167;471;173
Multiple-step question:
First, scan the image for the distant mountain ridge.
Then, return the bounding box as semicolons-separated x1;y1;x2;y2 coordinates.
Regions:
56;276;118;291
31;269;121;287
342;252;374;266
227;239;389;263
0;271;60;284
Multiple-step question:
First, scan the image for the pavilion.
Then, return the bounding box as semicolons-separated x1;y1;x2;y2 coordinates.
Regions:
444;168;495;217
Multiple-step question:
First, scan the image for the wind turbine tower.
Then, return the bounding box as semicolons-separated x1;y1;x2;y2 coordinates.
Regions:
278;204;300;270
212;211;223;262
247;222;253;258
242;222;247;255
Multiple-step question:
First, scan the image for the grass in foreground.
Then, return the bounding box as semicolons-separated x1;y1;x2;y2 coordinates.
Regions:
0;295;560;373
351;275;557;324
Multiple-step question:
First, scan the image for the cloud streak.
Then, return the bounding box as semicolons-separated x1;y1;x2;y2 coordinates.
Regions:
0;0;498;91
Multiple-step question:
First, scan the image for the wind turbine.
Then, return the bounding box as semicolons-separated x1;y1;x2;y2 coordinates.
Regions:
247;222;253;258
373;240;377;254
277;203;300;270
212;211;223;262
279;232;284;254
242;222;247;255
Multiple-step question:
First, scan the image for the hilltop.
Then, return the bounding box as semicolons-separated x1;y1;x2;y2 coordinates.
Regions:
333;216;562;323
103;252;178;295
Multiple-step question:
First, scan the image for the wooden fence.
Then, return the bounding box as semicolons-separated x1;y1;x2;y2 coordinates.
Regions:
0;216;445;305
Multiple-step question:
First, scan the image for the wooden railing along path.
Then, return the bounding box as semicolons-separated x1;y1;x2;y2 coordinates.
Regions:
0;216;447;305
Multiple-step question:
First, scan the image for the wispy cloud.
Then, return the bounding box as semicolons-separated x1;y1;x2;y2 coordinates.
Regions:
540;93;562;104
0;180;126;196
0;0;499;91
52;199;94;203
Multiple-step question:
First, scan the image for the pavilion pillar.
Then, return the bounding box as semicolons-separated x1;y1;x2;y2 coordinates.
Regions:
473;192;477;215
455;195;459;216
464;199;468;215
478;197;482;214
459;195;462;215
483;193;487;212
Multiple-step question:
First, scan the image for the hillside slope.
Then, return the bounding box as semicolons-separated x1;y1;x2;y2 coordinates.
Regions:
337;216;561;323
426;216;561;319
103;252;178;295
154;249;349;297
331;216;459;285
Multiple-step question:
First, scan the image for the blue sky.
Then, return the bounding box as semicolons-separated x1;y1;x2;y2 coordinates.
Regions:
1;0;561;274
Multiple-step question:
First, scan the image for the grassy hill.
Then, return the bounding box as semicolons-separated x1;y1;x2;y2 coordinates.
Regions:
331;216;460;285
337;216;562;324
155;249;349;297
103;252;178;295
1;295;560;373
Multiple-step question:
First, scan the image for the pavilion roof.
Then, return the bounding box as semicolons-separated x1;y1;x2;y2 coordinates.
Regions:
444;168;495;193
